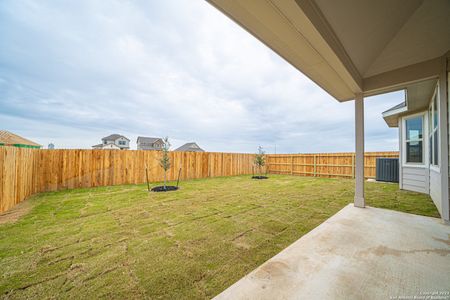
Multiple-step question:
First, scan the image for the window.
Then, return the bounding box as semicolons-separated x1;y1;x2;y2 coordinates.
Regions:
429;90;439;166
405;116;423;163
118;141;126;146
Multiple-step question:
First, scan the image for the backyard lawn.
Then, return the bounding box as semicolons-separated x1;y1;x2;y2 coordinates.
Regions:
0;175;439;299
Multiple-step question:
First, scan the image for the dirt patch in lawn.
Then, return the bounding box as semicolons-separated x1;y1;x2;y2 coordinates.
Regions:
0;200;33;225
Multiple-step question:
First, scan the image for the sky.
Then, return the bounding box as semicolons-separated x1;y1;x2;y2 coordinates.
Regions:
0;0;402;153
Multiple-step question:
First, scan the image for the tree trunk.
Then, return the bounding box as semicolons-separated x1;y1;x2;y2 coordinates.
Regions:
164;171;167;190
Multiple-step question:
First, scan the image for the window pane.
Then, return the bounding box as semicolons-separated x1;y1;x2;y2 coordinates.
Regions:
407;141;422;163
406;117;422;140
433;130;438;165
433;95;438;129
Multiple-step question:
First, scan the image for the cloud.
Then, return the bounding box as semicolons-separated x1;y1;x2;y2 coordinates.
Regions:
0;0;401;153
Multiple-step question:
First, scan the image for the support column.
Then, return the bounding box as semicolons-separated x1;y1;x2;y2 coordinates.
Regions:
438;54;449;221
354;93;365;208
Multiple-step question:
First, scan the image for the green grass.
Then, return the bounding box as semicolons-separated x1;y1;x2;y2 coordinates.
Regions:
0;175;439;299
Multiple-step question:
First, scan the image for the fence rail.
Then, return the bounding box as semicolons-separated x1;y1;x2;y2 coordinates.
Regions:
0;148;398;214
266;152;398;179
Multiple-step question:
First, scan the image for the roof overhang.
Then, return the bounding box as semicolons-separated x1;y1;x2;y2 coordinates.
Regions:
382;79;438;127
207;0;450;101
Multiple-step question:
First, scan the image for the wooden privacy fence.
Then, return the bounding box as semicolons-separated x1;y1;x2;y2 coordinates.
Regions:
0;147;259;213
0;148;398;214
266;152;399;179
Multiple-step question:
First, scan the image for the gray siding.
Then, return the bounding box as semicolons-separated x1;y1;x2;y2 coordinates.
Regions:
398;119;403;189
448;71;450;220
430;169;442;215
401;167;429;194
137;141;163;150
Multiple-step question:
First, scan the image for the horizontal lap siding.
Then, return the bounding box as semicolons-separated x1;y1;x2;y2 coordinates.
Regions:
0;148;257;213
430;169;442;215
402;166;428;194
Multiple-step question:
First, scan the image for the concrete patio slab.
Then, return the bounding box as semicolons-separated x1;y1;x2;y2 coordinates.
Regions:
215;204;450;300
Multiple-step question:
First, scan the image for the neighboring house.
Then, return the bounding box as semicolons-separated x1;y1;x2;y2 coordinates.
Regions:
383;80;443;206
136;137;164;150
92;134;130;150
0;130;41;149
174;142;205;152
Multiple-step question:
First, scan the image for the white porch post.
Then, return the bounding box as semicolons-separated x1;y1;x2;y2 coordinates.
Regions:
438;55;449;221
354;93;365;208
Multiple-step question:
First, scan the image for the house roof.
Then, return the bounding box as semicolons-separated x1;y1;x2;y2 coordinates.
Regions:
102;134;130;141
137;136;162;143
382;102;406;115
207;0;450;101
174;142;205;152
0;130;41;147
92;144;103;147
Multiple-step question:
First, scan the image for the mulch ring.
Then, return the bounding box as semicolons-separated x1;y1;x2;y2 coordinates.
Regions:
251;176;269;180
151;186;179;192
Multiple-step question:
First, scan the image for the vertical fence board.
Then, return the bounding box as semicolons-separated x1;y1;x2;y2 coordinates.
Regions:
266;152;398;179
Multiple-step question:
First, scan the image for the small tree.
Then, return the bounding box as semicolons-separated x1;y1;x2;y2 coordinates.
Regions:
159;137;171;190
254;146;266;175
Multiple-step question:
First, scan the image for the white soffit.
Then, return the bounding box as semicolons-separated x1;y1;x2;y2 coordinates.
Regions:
406;79;437;112
365;0;450;77
314;0;423;77
207;0;450;101
301;0;450;79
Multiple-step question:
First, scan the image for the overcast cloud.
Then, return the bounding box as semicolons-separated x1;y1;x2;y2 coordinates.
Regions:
0;0;401;153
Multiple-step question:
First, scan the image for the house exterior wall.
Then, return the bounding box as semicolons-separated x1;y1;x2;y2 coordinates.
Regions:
398;118;403;189
137;140;163;150
430;169;441;210
103;137;129;150
113;137;130;149
446;68;450;220
402;166;429;194
397;65;449;221
399;111;429;195
102;143;121;150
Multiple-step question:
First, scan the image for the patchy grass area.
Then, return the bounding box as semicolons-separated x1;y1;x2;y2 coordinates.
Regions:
0;175;438;299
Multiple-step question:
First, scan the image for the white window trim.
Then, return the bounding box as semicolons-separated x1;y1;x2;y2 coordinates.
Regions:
429;84;440;173
402;112;427;168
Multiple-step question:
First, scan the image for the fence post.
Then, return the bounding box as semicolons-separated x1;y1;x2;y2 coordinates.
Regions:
313;155;316;177
351;154;355;179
